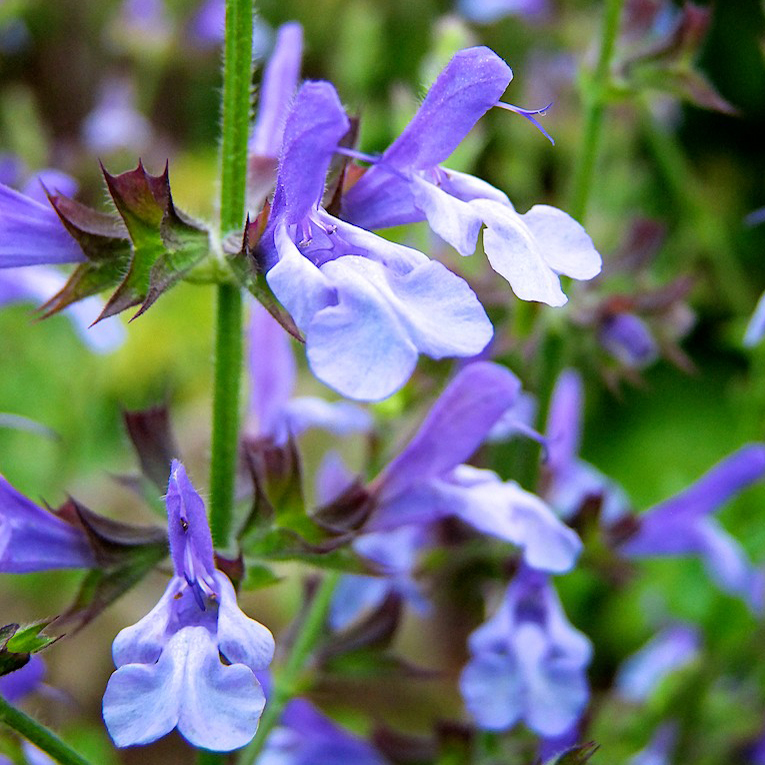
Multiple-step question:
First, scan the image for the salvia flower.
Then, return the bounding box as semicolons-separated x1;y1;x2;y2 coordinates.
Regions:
459;567;592;737
247;302;371;446
0;475;95;573
342;47;602;306
616;624;701;703
368;362;581;574
102;461;275;751
261;80;492;401
257;698;387;765
617;444;765;613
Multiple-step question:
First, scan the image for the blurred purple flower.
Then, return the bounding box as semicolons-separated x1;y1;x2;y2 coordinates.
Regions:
0;475;95;573
542;369;629;522
250;22;303;159
342;47;601;306
458;0;549;24
460;567;592;737
315;452;428;630
0;655;45;703
103;461;274;751
616;624;700;703
262;80;492;401
190;0;270;52
744;290;765;347
0;154;23;187
257;698;387;765
627;723;677;765
82;78;151;154
618;445;765;613
599;312;659;369
368;362;581;573
0;182;84;268
20;744;56;765
247;303;371;446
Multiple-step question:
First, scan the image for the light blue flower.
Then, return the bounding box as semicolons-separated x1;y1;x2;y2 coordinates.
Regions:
102;461;274;751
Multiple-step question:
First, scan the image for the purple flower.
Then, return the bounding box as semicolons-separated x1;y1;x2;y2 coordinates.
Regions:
599;312;659;369
102;461;274;751
82;78;151;154
0;655;45;703
0;266;126;353
460;567;592;737
342;47;601;306
542;369;629;522
247;303;371;445
0;475;95;572
262;80;492;401
257;698;387;765
368;362;581;574
618;445;765;613
616;625;700;703
458;0;549;24
0;182;84;268
250;22;303;159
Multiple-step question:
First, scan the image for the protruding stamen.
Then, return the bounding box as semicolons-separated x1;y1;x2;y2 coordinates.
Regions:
495;101;555;145
334;146;381;165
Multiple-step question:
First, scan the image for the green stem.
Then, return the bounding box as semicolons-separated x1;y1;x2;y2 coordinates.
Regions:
208;0;253;548
209;282;244;549
569;0;626;222
0;695;95;765
205;0;253;759
238;571;341;765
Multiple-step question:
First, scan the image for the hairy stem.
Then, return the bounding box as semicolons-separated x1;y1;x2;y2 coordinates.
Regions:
205;0;253;760
0;695;95;765
208;0;253;549
238;572;341;765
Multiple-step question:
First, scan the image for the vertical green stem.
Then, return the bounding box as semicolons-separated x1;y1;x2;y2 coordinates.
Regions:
208;0;253;550
0;695;95;765
205;2;253;764
238;572;341;765
569;0;626;222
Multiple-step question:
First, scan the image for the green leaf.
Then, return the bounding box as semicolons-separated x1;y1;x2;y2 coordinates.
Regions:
5;620;59;654
0;620;59;678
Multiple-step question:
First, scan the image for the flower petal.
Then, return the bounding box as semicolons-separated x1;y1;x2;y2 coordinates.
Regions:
103;633;183;747
521;205;601;280
472;198;566;306
166;461;216;586
304;258;418;401
247;301;297;440
383;47;512;170
176;627;267;751
0;475;94;573
250;22;303;158
273;81;350;225
410;175;484;256
460;650;525;731
266;222;336;327
282;396;372;439
0;183;85;267
215;572;276;671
